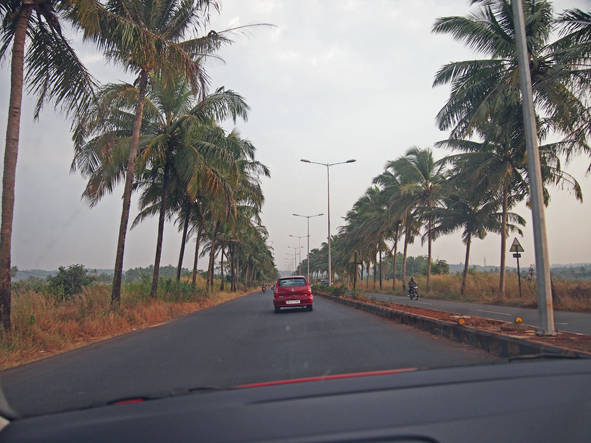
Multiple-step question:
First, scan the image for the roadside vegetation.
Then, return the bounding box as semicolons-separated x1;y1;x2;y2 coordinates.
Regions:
300;1;591;305
0;0;277;335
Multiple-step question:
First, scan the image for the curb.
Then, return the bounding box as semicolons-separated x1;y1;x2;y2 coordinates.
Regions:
316;292;590;358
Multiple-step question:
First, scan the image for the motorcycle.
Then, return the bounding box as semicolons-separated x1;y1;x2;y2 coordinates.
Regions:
408;285;419;301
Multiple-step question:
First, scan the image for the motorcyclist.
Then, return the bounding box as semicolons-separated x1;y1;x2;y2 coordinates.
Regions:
408;277;419;299
261;283;267;294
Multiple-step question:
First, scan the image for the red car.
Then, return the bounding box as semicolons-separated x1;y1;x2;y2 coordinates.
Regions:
273;276;313;313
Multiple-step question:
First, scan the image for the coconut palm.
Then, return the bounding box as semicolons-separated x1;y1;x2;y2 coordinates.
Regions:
432;0;587;141
430;187;525;296
436;103;582;295
373;168;403;289
73;0;236;306
387;147;446;292
74;76;247;297
0;0;96;329
553;8;591;167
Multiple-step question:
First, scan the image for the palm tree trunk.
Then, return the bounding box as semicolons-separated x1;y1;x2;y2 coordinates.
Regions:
402;222;410;290
499;188;508;296
219;248;225;290
379;249;382;289
427;217;432;292
0;6;32;330
176;209;190;282
150;159;170;298
230;245;235;291
191;225;202;287
461;234;472;297
392;225;399;290
206;222;219;291
111;70;148;307
373;253;377;289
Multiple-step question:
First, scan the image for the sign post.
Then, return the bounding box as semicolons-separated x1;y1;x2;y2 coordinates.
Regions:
510;238;524;298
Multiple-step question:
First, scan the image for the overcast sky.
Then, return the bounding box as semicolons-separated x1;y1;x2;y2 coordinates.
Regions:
0;0;590;272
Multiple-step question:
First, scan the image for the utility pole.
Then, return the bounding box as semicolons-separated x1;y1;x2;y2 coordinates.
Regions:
511;0;555;335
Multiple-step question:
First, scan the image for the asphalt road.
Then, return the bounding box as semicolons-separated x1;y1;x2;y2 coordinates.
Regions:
1;291;498;417
364;291;591;334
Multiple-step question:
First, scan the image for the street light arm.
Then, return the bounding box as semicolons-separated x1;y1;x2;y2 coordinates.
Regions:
301;159;327;166
327;159;357;167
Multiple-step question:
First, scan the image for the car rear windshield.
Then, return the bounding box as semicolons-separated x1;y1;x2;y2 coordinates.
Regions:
278;278;307;287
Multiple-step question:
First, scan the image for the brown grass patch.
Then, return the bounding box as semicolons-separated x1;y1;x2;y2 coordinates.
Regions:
352;272;591;312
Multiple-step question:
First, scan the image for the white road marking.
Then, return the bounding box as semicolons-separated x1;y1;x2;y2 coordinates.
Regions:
475;309;513;317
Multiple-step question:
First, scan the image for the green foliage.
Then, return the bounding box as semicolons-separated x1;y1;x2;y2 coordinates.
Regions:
124;266;190;283
312;284;346;297
47;265;95;300
431;259;449;275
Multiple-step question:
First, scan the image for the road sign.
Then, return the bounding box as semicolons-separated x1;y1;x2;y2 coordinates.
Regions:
510;239;524;298
509;238;524;253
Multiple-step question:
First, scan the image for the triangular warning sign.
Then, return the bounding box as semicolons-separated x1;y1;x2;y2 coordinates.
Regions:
509;238;524;253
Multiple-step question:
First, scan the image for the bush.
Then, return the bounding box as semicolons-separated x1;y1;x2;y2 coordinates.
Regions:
47;265;95;300
312;284;346;297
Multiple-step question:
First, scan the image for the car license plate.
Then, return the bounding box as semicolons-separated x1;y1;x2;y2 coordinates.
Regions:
286;300;300;305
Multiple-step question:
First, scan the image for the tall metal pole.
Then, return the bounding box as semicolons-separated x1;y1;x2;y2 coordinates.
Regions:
327;164;332;286
512;0;555;335
293;213;322;283
300;158;355;286
307;217;310;281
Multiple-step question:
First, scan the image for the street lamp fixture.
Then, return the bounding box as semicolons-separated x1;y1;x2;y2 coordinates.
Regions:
300;158;357;286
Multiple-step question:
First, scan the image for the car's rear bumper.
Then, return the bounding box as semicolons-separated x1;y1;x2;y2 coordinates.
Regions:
273;296;313;308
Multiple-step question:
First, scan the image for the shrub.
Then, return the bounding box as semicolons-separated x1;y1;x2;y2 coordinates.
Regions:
47;265;95;300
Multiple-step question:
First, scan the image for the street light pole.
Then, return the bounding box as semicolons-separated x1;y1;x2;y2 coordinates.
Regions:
289;234;306;273
301;158;356;286
288;246;297;276
293;213;324;282
511;0;555;335
327;164;331;285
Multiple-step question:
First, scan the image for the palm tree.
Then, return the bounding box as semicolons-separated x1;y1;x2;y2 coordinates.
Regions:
432;1;587;295
74;0;234;306
436;105;582;295
430;187;524;296
0;0;96;329
432;0;587;140
74;77;248;297
373;168;403;289
387;147;446;292
553;8;591;168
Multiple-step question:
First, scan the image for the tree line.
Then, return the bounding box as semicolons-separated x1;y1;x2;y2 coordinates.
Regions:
0;0;276;331
299;1;590;297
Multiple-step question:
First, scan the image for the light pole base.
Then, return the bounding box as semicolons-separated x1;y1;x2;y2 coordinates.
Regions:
536;329;557;337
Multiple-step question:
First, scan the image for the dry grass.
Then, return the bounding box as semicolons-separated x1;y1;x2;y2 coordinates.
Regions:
0;277;253;371
353;272;591;312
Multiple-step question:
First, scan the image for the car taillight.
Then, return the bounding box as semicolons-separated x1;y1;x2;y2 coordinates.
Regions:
307;286;312;296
